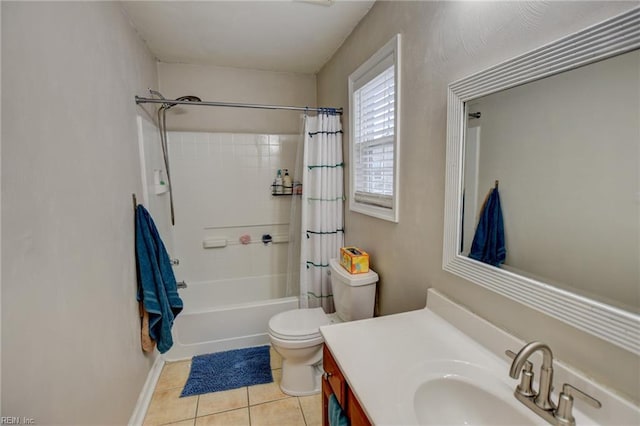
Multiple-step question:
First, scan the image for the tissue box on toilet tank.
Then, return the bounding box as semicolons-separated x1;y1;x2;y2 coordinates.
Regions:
340;247;369;274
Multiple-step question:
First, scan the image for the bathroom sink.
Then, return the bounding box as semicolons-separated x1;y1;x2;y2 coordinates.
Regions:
414;377;536;425
397;360;541;425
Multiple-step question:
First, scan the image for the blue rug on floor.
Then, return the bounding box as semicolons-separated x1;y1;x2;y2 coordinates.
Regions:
180;345;273;397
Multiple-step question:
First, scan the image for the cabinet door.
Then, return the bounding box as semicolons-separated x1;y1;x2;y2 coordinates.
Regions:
321;375;332;426
322;344;346;405
322;344;372;426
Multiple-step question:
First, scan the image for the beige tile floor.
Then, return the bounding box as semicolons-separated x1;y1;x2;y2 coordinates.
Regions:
143;347;322;426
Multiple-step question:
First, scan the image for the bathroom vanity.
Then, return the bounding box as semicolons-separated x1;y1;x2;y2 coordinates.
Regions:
319;289;639;425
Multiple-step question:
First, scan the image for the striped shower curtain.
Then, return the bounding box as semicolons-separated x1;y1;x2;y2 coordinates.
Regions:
299;111;344;312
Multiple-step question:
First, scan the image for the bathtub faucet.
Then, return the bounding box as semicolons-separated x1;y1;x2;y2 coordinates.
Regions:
177;281;187;289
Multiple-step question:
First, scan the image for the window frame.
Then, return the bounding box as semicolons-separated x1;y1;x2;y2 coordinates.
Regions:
348;34;401;223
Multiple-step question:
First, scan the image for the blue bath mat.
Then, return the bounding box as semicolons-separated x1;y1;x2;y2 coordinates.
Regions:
180;345;273;397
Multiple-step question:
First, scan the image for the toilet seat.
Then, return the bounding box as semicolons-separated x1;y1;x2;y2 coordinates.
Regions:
268;308;330;341
269;332;325;350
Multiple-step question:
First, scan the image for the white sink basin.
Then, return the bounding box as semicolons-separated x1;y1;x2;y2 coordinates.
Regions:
397;360;542;425
414;377;536;425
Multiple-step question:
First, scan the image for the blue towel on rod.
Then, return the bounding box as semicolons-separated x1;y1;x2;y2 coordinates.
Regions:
469;187;506;267
328;394;349;426
135;204;183;353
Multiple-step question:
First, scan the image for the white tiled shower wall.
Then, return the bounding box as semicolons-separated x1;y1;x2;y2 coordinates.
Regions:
167;131;300;289
138;115;174;253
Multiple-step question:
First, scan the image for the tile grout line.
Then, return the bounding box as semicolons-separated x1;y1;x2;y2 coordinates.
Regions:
297;397;309;426
249;395;292;407
246;387;252;426
194;393;200;424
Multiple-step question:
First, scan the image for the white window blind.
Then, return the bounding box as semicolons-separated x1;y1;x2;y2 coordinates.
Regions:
349;33;400;223
353;64;395;209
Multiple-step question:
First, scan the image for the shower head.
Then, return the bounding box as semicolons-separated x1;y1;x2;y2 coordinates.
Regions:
163;95;202;109
176;95;202;102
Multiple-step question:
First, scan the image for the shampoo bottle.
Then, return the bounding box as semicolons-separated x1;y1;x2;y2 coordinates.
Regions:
275;169;283;194
283;169;292;194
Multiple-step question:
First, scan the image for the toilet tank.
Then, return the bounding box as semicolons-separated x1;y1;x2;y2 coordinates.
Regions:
328;258;379;321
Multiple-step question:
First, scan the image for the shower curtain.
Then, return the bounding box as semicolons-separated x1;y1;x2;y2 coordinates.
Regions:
299;111;344;312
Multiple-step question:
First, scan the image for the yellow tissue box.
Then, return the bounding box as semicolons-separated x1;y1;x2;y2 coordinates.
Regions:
340;247;369;274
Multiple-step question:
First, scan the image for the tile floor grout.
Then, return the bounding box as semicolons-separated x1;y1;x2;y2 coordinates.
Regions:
297;397;308;426
246;387;252;426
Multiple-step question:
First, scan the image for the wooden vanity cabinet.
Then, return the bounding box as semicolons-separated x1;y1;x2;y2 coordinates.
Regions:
322;344;372;426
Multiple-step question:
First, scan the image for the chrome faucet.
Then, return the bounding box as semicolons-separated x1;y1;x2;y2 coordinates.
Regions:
510;341;556;411
507;342;601;426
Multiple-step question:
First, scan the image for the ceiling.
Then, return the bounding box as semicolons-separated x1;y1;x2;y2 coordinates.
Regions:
121;0;376;74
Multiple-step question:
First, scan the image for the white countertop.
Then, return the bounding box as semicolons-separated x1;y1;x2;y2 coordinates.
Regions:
319;289;639;426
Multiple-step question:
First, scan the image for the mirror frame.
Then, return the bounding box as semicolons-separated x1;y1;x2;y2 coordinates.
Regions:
443;7;640;355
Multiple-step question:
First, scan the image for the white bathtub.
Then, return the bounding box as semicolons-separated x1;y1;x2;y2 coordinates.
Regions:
163;274;299;361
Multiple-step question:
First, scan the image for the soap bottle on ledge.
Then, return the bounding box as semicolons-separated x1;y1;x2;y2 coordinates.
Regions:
274;169;283;194
283;169;292;194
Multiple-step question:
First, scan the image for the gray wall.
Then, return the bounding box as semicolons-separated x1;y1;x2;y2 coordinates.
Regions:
158;62;316;134
2;2;159;423
317;1;639;403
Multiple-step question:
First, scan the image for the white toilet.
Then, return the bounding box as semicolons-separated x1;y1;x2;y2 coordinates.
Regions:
268;258;379;396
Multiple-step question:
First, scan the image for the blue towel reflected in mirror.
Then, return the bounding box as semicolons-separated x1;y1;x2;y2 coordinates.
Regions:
469;186;506;267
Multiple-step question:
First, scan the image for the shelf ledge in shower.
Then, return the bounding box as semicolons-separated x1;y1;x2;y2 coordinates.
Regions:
203;223;289;230
202;235;289;248
203;239;228;249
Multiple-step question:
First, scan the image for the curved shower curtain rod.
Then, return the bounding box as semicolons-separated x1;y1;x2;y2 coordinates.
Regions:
135;95;343;115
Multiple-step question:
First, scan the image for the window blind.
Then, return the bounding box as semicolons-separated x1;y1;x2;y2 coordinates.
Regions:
353;64;395;209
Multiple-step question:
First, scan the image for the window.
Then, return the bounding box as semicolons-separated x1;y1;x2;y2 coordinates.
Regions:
348;34;400;222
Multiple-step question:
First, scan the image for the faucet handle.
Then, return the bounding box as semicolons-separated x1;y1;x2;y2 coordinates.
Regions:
505;350;536;397
555;384;601;426
560;384;601;408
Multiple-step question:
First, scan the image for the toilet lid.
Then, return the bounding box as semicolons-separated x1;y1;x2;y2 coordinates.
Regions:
329;258;379;286
268;308;330;340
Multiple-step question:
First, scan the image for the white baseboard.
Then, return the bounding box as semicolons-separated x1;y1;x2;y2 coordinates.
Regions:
128;354;165;426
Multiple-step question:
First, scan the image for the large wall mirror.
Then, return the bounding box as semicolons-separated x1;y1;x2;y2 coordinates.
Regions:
443;8;640;355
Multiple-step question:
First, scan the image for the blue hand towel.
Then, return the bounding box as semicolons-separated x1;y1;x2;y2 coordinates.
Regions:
469;187;506;267
328;394;349;426
135;204;183;353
